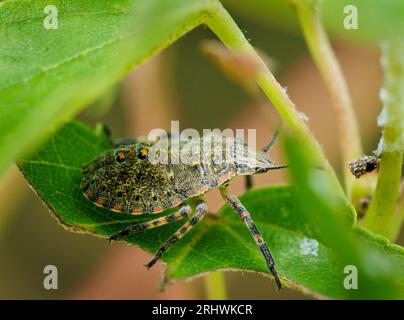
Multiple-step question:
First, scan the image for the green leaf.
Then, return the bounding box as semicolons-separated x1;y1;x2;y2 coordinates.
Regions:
0;0;214;176
18;121;404;298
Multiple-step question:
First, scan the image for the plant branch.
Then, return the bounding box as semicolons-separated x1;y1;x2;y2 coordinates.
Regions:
362;40;404;241
291;1;370;202
393;179;404;238
204;1;345;194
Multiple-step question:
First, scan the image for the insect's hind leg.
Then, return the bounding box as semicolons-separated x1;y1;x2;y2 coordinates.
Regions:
146;200;208;269
220;186;282;289
109;204;192;242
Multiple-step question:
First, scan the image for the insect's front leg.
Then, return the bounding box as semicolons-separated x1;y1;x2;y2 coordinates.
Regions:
95;122;137;148
220;186;282;289
109;204;192;242
146;200;208;269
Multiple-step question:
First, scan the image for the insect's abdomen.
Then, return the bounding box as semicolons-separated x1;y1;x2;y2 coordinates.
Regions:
81;148;184;215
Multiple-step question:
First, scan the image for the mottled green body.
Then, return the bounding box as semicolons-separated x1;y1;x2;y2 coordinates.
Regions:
82;142;179;213
81;135;274;214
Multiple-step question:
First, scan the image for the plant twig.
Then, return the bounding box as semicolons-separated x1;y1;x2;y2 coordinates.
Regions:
291;1;371;202
393;179;404;238
204;272;227;300
204;1;345;195
362;40;404;241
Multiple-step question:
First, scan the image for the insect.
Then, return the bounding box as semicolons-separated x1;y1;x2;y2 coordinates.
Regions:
81;127;287;289
348;155;380;179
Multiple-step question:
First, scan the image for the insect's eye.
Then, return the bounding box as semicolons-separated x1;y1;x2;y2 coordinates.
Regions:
136;144;149;160
114;150;128;163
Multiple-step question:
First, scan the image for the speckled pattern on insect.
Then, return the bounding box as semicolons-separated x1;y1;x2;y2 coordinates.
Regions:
81;129;287;289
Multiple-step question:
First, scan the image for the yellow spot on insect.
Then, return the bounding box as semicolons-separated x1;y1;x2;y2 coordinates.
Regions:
117;151;125;160
140;148;148;158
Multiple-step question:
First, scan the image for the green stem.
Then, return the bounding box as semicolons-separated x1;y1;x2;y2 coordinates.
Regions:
292;1;371;202
361;41;404;241
363;151;403;239
205;3;305;135
204;272;227;300
393;180;404;237
204;2;344;194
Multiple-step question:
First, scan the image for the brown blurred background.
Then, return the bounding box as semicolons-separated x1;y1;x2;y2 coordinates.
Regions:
0;11;402;299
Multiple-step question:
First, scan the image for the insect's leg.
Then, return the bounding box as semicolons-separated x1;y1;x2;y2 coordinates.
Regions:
255;164;289;174
95;123;114;146
220;186;282;289
245;176;253;191
146;201;208;269
95;122;137;147
109;204;192;242
262;120;283;153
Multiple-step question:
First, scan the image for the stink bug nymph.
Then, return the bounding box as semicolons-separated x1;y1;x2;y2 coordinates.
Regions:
81;128;287;289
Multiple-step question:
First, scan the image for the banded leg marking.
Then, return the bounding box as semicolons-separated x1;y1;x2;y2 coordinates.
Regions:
220;187;282;289
109;204;192;241
146;201;208;269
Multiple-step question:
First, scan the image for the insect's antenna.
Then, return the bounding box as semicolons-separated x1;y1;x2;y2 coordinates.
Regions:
255;164;289;174
262;120;284;153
